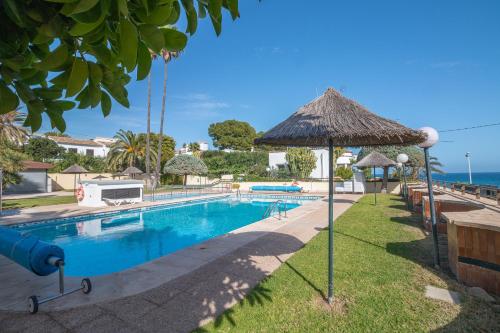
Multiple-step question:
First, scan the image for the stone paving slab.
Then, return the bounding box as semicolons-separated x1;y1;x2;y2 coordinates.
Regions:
425;285;462;304
0;194;360;332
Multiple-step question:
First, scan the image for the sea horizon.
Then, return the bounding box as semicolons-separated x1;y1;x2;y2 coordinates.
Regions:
431;171;500;187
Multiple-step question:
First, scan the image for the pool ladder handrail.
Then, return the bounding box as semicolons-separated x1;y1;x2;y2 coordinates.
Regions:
263;200;287;220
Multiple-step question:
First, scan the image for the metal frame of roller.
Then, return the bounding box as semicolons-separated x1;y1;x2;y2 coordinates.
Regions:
27;256;92;314
0;226;93;314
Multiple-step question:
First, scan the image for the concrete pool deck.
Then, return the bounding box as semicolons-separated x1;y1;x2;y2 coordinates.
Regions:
0;193;360;332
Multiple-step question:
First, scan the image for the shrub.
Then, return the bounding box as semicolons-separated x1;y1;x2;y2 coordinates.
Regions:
336;167;353;180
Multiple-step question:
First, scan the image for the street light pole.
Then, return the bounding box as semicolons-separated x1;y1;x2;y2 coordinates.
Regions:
397;153;409;200
465;152;472;184
419;127;440;269
0;168;3;216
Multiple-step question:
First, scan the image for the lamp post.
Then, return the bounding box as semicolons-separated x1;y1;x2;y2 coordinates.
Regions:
465;152;472;184
397;153;409;199
0;167;3;216
419;127;440;268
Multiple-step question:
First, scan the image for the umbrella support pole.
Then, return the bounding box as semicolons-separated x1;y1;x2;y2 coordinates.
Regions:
424;148;440;268
327;140;335;304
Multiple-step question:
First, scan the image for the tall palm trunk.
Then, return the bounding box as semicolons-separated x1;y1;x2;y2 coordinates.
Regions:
155;60;168;187
145;72;152;185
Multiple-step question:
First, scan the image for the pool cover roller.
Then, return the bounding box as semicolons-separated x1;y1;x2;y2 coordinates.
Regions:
251;185;302;192
0;226;64;276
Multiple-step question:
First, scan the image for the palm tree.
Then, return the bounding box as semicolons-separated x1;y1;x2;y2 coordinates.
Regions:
154;49;181;186
0;109;28;145
145;51;158;184
429;156;445;174
107;130;157;171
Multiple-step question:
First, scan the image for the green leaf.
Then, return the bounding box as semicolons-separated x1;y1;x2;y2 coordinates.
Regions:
34;44;68;71
38;17;64;38
69;16;105;36
4;0;26;27
117;0;128;16
24;109;43;132
88;62;103;83
45;0;79;3
47;110;66;132
165;1;181;24
70;0;100;14
0;81;20;114
91;45;115;67
136;42;152;80
88;83;101;107
46;100;76;111
162;28;187;51
181;0;197;34
70;2;102;23
66;58;88;97
120;18;138;72
208;0;223;35
50;69;71;88
136;3;173;25
224;0;239;20
101;91;111;117
139;25;164;53
14;81;36;103
76;88;91;109
34;87;62;100
198;2;207;18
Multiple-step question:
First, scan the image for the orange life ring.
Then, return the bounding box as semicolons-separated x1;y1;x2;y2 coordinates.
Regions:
76;185;84;201
291;181;299;186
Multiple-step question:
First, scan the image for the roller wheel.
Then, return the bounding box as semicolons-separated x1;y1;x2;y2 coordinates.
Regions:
81;278;92;294
28;296;38;314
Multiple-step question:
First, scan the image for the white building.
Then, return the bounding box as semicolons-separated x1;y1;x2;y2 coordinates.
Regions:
49;136;112;158
178;141;209;155
268;149;357;179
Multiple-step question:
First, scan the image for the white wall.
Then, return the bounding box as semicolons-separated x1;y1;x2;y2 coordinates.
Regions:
59;143;109;158
268;149;330;179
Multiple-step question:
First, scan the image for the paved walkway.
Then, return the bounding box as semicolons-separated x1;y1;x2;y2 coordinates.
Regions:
0;194;360;333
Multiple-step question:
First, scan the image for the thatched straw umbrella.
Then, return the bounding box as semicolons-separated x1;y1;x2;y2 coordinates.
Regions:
355;151;396;205
256;87;426;304
122;166;143;179
164;154;208;186
62;164;88;196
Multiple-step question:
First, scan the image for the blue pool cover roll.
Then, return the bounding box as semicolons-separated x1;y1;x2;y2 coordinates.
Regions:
0;226;64;276
251;185;302;192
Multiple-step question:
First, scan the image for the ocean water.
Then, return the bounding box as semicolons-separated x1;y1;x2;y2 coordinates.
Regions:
431;172;500;187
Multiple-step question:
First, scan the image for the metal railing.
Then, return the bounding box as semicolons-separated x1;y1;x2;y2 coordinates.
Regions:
262;200;287;220
148;182;233;202
433;180;500;204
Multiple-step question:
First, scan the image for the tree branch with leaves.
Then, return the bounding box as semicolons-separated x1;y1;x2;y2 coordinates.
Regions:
0;0;240;132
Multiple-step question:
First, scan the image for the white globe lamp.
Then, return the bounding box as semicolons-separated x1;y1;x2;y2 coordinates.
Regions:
418;127;439;148
397;153;409;164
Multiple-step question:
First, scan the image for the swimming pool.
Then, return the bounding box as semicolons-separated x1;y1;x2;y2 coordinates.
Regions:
13;197;312;276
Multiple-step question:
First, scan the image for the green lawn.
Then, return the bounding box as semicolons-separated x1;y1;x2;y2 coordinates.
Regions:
2;195;76;210
197;194;499;332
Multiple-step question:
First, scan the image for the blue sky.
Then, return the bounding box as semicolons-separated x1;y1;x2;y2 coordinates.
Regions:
40;0;500;172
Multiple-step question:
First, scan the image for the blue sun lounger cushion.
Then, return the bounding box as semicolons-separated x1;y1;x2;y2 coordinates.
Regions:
0;226;64;276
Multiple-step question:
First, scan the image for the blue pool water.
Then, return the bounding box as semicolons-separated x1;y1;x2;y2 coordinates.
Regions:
14;198;303;276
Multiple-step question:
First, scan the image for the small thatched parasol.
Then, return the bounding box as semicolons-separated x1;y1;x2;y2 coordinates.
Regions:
122;166;143;178
62;164;88;195
164;154;208;185
256;87;426;304
92;175;108;180
355;151;396;205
